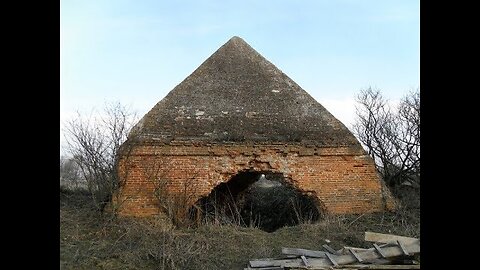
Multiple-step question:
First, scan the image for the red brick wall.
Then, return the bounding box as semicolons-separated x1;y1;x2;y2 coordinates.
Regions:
114;143;395;217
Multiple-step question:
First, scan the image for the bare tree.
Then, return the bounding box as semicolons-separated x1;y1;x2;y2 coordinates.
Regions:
353;88;420;188
63;102;138;213
60;155;84;189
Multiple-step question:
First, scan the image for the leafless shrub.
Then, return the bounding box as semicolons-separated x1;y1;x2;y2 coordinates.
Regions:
193;191;247;228
63;102;138;213
353;88;420;188
140;158;201;228
158;176;200;228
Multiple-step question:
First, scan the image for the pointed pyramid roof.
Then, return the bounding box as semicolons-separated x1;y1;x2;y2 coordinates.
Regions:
132;36;361;147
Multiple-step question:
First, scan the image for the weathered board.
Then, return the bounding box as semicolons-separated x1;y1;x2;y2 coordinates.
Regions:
281;247;328;258
252;242;420;268
365;232;419;246
287;265;420;270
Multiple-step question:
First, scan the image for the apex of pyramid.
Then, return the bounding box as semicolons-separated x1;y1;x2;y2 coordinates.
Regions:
214;35;258;58
226;36;247;44
228;36;244;42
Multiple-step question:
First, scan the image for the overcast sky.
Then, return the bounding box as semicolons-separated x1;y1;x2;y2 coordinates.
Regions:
60;0;419;152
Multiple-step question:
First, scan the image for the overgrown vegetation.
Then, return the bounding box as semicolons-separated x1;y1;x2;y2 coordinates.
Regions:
60;184;419;270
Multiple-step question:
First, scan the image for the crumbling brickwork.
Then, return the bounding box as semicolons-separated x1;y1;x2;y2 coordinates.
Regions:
115;143;394;217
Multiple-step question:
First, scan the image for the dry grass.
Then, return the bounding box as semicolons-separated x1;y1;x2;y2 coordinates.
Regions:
60;186;420;270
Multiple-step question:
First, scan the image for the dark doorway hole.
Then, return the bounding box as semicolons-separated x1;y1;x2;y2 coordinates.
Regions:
189;171;323;232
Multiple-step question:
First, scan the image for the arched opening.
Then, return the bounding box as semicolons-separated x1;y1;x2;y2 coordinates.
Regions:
189;170;324;232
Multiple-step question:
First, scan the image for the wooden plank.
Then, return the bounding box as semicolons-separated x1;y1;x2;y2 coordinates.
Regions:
244;267;284;270
373;243;387;258
337;247;367;255
365;258;392;265
253;242;420;269
365;232;419;246
339;243;390;254
349;248;363;262
287;265;420;270
300;255;309;267
397;240;410;256
325;252;339;266
248;255;298;267
250;258;299;268
287;268;329;270
288;266;419;270
322;244;339;254
282;241;419;269
281;247;328;258
338;265;420;269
